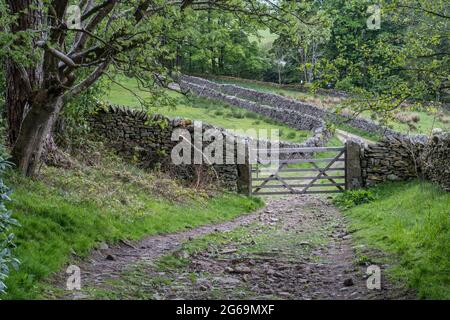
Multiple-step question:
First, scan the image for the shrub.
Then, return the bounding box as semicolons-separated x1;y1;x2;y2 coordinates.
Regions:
231;112;244;119
244;111;258;119
214;110;224;116
285;131;297;140
57;76;109;149
395;112;421;124
0;157;18;296
411;113;421;123
333;189;376;209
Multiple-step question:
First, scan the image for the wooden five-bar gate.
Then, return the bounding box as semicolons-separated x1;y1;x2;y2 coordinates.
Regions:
249;144;353;196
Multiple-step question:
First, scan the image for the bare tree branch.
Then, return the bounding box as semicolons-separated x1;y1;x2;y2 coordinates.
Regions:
65;62;109;98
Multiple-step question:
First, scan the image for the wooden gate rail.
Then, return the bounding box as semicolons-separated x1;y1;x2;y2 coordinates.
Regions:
250;146;347;196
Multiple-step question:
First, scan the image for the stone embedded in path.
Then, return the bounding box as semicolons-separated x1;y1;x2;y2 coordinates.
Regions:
343;278;354;287
213;277;241;286
98;242;109;250
105;254;116;261
226;266;252;274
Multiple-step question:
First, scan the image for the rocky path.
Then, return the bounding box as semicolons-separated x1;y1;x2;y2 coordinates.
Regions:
53;196;410;300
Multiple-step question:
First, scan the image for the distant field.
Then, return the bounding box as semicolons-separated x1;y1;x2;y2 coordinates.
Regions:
106;77;312;143
212;76;450;136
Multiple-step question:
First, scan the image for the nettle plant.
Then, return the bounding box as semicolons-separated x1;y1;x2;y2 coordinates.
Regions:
0;157;19;295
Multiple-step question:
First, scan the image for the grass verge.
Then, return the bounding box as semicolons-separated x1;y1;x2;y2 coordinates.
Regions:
337;181;450;299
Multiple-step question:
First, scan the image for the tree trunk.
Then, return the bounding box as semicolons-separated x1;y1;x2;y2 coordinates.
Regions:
6;0;43;146
210;48;216;73
219;46;225;74
11;95;63;176
5;62;29;146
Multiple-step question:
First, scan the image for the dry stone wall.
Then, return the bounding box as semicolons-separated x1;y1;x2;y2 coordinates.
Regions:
201;74;349;98
89;105;329;191
361;134;450;191
90;77;449;192
361;136;424;186
90;106;250;190
181;75;426;140
180;80;332;148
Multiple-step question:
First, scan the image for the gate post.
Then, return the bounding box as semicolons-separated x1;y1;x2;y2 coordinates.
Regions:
237;141;252;196
345;140;363;190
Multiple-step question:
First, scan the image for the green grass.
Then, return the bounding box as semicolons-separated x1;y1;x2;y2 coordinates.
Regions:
3;146;263;299
339;181;450;299
107;77;312;143
389;111;450;135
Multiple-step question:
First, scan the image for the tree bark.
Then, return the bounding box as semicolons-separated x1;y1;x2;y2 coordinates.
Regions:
219;46;225;74
5;62;30;146
5;0;43;146
11;95;63;176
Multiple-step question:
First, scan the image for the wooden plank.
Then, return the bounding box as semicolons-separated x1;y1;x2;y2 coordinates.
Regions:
253;183;346;189
275;158;345;165
298;150;346;194
253;147;345;153
252;176;345;181
252;162;287;193
272;173;297;193
248;163;253;196
311;162;345;192
252;167;345;173
254;190;344;195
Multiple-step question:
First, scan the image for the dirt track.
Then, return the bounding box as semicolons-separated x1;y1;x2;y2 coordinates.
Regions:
53;195;411;300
